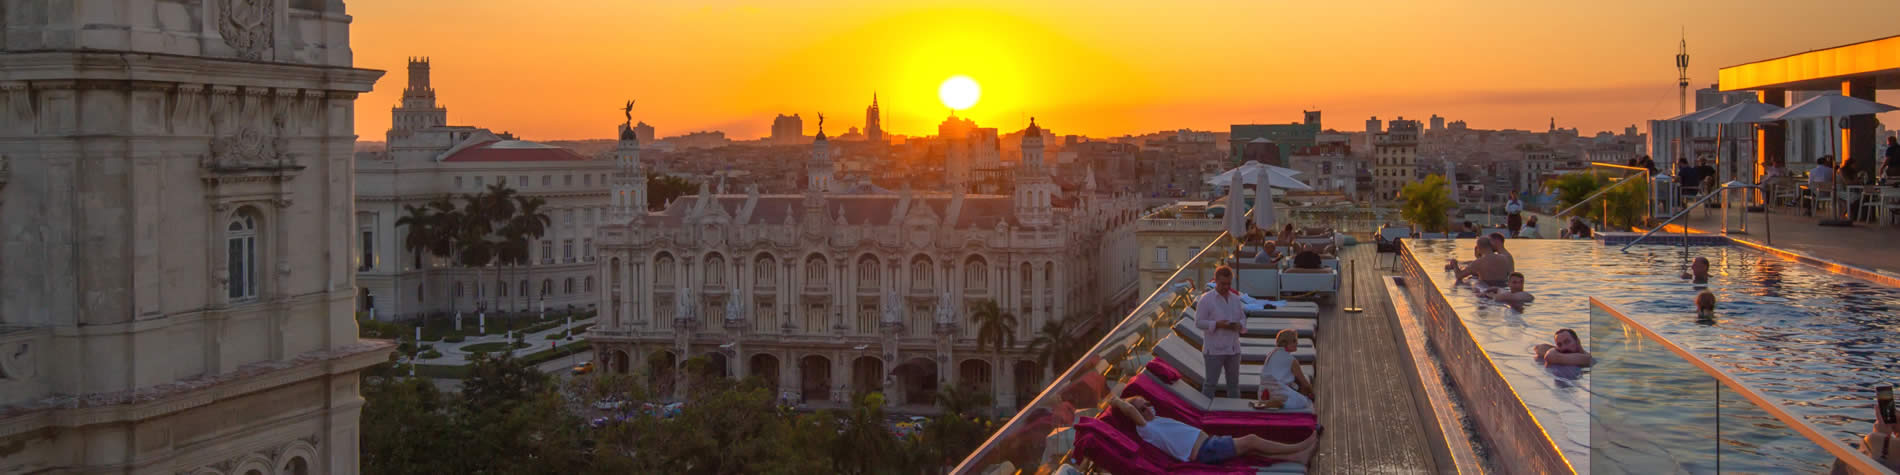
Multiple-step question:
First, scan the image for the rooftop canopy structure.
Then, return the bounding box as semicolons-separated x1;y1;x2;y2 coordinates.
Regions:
1719;34;1900;180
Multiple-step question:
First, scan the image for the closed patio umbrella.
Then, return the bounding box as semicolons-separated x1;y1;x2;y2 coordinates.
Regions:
1226;169;1246;241
1253;167;1277;231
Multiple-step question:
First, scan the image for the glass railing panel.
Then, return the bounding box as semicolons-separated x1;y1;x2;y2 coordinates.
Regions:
1588;300;1719;473
1588;297;1893;475
950;216;1240;474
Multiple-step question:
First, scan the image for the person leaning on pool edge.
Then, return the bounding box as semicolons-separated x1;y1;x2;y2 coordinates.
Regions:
1533;328;1592;367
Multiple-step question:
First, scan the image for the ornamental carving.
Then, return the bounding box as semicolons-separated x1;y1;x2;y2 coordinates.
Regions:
219;0;274;60
0;341;34;380
203;128;298;173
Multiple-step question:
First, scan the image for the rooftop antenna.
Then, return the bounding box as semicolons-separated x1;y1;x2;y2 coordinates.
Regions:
1677;28;1690;116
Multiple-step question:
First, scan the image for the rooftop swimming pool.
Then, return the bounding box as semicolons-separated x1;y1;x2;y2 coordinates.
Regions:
1407;238;1900;473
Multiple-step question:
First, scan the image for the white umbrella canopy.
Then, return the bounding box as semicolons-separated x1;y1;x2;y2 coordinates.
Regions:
1666;105;1728;122
1226;169;1247;239
1206;160;1303;187
1695;101;1785;124
1763;94;1900;121
1244;166;1313;192
1253;168;1277;230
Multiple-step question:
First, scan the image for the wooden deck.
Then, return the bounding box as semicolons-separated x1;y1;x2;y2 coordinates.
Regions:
1308;245;1446;474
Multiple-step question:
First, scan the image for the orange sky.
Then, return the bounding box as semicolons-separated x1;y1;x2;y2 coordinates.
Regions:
350;1;1900;141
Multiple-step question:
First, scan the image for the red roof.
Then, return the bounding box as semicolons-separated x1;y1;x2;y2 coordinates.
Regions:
441;140;589;162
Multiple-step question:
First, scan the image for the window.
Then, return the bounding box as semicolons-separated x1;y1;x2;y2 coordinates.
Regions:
1153;246;1169;267
563;240;575;262
564;209;574;227
417;284;424;302
565;174;573;186
453;281;464;298
964;259;987;291
805;256;827;285
359;229;374;271
585;276;594;292
585;208;595;226
806;304;827;332
475;176;485;188
565;278;576;294
705;254;726;286
910;256;933;290
518;175;528;188
541;240;553;264
583;239;594;260
657;254;676;286
227;211;260;300
584;174;592;186
756;255;777;287
859;304;878;335
542;279;553;296
498;280;509;297
455;176;463;189
520;280;529;297
495;175;504;186
541;175;551;187
857;256;879;289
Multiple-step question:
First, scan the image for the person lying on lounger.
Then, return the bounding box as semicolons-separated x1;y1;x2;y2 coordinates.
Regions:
1533;328;1592;367
1109;396;1318;465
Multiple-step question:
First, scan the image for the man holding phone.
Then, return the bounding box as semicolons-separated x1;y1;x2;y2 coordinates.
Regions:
1841;386;1900;472
1196;266;1246;399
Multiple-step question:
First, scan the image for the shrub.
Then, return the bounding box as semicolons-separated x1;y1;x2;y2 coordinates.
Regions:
545;332;565;340
1400;175;1457;234
419;349;444;359
444;335;467;343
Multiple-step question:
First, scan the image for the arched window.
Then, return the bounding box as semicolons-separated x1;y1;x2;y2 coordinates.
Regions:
226;210;260;300
565;278;576;294
910;255;934;290
705;254;726;287
585;276;594;292
805;255;828;285
656;253;676;286
857;256;880;289
964;257;988;291
755;254;776;288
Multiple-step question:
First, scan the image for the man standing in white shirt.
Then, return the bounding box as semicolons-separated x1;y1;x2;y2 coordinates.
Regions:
1196;266;1247;398
1109;396;1317;465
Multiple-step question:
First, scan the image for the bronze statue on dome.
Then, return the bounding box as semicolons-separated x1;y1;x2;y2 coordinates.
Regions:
622;100;635;125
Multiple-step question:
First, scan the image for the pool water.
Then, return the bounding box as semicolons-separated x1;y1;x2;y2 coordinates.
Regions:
1409;239;1900;473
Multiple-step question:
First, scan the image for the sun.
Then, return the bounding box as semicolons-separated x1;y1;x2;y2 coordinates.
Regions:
938;75;981;111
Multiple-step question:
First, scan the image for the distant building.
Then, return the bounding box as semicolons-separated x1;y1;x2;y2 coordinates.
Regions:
1366;116;1383;135
1229;111;1321;166
360;59;612;319
1373;118;1420;201
661;130;731;150
1448;120;1468;130
772;114;805;144
635;121;657;143
1430;114;1445;131
1136;202;1226;294
865;94;884;144
1288;143;1357;197
1238;138;1283;166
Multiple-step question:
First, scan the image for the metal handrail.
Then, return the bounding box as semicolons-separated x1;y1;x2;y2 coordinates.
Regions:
1589;297;1896;475
1620;183;1746;251
1551;170;1650;230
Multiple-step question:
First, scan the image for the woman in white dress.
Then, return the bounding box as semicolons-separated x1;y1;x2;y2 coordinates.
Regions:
1258;329;1314;410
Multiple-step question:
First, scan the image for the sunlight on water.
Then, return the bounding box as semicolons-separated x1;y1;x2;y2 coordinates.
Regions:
1410;239;1900;473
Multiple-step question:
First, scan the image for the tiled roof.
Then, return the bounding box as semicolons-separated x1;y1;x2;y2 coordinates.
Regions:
441;140;589;162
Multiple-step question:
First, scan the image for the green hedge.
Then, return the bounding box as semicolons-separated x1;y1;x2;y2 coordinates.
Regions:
461;341;529;354
418;349;444;359
443;335;466;343
521;340;591;367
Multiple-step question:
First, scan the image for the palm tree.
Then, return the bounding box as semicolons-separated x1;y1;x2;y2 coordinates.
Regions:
969;299;1016;405
394;204;438;321
509;195;551;314
1025;318;1078;378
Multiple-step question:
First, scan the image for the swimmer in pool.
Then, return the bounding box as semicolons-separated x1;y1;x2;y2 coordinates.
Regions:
1695;290;1716;323
1680;257;1710;284
1533;328;1592;367
1481;272;1535;304
1448;239;1511;287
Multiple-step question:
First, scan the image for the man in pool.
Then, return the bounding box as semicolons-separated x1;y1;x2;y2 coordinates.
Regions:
1680;257;1710;284
1481;272;1535;304
1533;328;1592;367
1488;232;1516;276
1449;239;1511;287
1108;396;1318;465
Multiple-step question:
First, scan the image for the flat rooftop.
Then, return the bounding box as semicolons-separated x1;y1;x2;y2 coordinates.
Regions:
1719;34;1900;91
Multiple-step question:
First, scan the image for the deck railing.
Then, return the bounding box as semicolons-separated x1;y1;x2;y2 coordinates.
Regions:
948;211;1242;474
1588;297;1894;474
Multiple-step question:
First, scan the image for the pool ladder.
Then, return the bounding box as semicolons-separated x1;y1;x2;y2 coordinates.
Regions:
1621;182;1763;252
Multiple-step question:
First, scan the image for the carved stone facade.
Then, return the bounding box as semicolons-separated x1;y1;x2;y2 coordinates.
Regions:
590;120;1146;412
0;2;389;474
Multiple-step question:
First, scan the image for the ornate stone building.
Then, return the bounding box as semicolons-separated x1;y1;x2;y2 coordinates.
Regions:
356;58;612;321
591;115;1142;411
0;1;388;474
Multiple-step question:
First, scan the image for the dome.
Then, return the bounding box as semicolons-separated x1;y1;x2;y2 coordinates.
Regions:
1023;117;1042;138
619;124;638;143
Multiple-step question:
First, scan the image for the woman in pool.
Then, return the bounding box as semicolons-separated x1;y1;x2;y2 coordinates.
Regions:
1533;329;1592;367
1695;290;1717;324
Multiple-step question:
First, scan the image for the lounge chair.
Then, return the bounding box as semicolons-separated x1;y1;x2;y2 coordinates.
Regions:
1279;268;1339;300
1072;416;1310;474
1200;282;1322;317
1137;372;1314;416
1376;225;1410;253
1172;318;1317;365
1154;336;1315;396
1172;313;1316;340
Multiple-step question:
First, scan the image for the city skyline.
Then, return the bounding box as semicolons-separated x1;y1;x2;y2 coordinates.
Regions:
351;1;1900;141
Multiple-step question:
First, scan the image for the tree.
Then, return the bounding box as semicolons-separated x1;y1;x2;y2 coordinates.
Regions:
507;195;552;313
1400;174;1458;234
393;204;439;321
1026;317;1085;377
360;377;457;474
971;299;1018;361
1547;172;1647;230
647;172;695;211
460;351;549;410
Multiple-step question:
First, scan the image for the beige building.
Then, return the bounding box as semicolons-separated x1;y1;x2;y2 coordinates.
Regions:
589;118;1143;412
0;2;389;474
1135;202;1227;295
1374;118;1421;201
356;59;612;321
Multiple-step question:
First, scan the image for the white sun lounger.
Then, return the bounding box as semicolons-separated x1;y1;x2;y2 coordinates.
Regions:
1141;372;1315;415
1171;321;1316;365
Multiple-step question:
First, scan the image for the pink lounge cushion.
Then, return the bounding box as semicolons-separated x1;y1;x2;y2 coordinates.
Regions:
1120;374;1319;441
1146;358;1184;384
1078;412;1295;474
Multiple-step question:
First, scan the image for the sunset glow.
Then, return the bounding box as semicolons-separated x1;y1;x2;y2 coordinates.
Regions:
346;1;1900;141
938;75;981;111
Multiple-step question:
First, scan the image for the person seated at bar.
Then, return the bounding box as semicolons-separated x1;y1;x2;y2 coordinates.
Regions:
1533;328;1592;367
1884;136;1900;184
1679;257;1710;284
1108;396;1319;465
1560;217;1592;239
1275;224;1298;250
1455;221;1479;238
1480;272;1534;304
